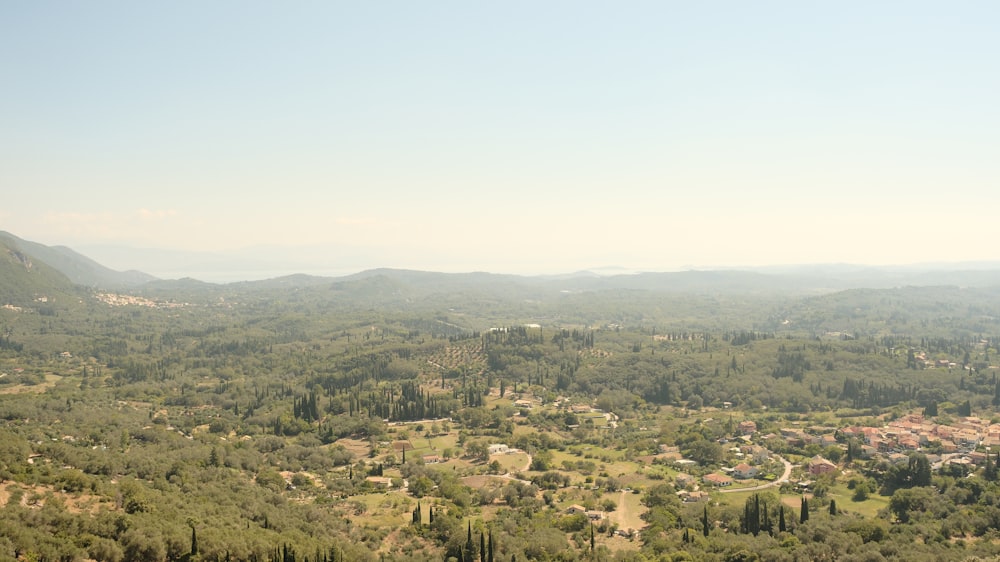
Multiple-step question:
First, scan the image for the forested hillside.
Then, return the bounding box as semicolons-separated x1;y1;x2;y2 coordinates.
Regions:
4;240;1000;561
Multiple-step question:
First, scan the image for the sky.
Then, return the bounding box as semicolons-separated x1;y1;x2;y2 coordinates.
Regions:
2;2;999;280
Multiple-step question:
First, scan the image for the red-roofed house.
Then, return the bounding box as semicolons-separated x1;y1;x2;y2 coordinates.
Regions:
733;463;758;480
704;473;733;487
808;455;837;475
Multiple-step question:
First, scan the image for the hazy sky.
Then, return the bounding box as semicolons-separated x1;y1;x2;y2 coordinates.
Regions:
2;2;999;277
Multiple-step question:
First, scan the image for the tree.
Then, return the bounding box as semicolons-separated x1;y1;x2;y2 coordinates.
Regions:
467;441;489;462
686;438;724;466
488;529;494;562
923;401;938;417
702;504;710;537
984;453;998;481
828;499;837;516
465;521;474;562
908;454;932;487
852;480;870;502
957;399;972;417
190;525;198;557
778;505;786;532
889;486;938;523
800;497;809;523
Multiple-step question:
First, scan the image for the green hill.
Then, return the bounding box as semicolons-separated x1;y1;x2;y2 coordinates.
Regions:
0;236;81;308
0;231;156;289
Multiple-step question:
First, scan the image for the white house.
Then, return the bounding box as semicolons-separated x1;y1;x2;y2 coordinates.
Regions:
488;444;510;455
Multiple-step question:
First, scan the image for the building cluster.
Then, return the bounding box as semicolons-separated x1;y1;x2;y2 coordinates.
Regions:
838;414;1000;467
910;351;958;369
94;292;186;308
775;413;1000;469
676;412;1000;501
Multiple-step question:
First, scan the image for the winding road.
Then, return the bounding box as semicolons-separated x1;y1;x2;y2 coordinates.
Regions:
719;453;793;493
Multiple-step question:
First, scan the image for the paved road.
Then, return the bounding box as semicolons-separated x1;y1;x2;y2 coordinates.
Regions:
719;454;793;493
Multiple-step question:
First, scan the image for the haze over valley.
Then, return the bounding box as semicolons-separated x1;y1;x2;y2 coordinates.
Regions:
3;2;1000;561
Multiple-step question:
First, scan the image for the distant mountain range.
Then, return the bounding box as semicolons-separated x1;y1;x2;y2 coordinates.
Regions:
3;231;1000;307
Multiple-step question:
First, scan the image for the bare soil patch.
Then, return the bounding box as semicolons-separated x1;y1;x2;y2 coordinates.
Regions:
0;482;108;514
0;374;62;395
337;438;372;459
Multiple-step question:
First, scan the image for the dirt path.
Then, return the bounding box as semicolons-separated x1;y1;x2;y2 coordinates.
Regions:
608;489;645;532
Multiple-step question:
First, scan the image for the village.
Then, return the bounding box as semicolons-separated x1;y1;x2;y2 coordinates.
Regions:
669;410;1000;504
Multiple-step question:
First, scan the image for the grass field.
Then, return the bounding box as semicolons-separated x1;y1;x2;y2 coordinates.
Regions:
722;485;890;520
492;452;530;473
606;489;647;531
827;482;890;518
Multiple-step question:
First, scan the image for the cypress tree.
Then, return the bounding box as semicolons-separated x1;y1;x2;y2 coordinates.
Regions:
464;521;473;562
800;497;809;523
702;505;710;536
755;494;761;536
779;505;786;532
488;529;494;562
829;499;837;516
190;525;198;556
